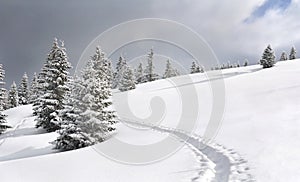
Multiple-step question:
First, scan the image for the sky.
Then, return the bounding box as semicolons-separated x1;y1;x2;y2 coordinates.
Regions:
0;0;300;87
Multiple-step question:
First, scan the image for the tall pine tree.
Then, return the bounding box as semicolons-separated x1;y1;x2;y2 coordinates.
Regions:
18;72;29;105
289;46;297;60
35;38;72;132
119;64;136;91
8;81;19;108
144;49;159;82
135;62;144;84
163;60;179;78
54;47;117;150
0;64;6;111
29;72;39;104
112;56;127;89
0;64;10;134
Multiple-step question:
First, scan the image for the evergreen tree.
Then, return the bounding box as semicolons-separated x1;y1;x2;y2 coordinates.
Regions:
135;62;144;84
119;64;136;91
244;59;249;67
0;64;6;111
18;72;29;105
289;46;297;60
163;60;179;78
144;49;159;82
3;90;9;110
8;82;19;108
89;46;117;129
260;45;276;68
29;72;39;104
112;56;127;89
35;38;72;132
0;112;10;134
32;66;48;115
280;51;288;61
190;61;197;74
53;76;93;151
0;64;10;134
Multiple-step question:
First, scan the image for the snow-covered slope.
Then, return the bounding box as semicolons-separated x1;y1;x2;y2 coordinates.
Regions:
113;59;300;181
0;105;202;182
0;59;299;181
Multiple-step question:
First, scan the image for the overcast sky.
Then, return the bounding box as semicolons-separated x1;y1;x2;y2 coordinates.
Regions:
0;0;299;87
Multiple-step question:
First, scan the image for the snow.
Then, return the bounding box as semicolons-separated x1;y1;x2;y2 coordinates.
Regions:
1;59;300;181
114;59;300;181
0;105;201;182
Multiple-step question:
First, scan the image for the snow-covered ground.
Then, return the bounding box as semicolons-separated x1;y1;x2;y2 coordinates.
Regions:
0;105;202;182
0;59;299;181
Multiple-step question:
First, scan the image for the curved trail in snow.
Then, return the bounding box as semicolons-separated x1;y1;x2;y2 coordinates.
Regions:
122;120;254;182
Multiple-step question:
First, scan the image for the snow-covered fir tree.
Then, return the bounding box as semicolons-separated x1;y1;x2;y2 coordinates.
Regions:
190;61;203;73
289;46;296;60
244;59;249;67
112;56;127;89
0;64;10;134
190;61;197;74
18;72;29;105
55;47;117;149
279;51;288;61
144;49;159;82
0;64;7;111
0;111;10;134
260;45;275;68
135;62;144;84
28;72;39;104
163;60;179;78
3;90;9;110
32;66;48;115
119;64;135;92
53;76;93;151
35;38;72;132
89;46;117;130
8;81;19;108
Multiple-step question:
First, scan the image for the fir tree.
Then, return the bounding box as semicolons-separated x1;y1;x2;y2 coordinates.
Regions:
260;45;276;68
144;49;159;82
53;76;92;151
0;64;6;111
56;47;117;147
190;61;197;74
0;112;10;134
18;72;29;105
280;51;288;61
244;59;249;67
35;38;72;132
289;46;297;60
89;46;117;129
8;82;19;108
32;66;48;116
0;64;10;134
112;56;127;89
163;60;179;78
29;72;39;104
119;64;136;91
135;62;144;84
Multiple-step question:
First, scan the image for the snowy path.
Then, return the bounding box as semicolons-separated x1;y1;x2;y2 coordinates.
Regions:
122;120;254;182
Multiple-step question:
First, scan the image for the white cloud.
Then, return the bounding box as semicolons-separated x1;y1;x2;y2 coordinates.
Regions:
149;0;300;63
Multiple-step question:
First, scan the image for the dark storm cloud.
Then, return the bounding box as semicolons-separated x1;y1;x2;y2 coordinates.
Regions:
1;0;300;88
0;0;153;87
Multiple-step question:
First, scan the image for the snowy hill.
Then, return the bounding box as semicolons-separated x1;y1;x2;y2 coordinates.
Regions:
0;59;300;181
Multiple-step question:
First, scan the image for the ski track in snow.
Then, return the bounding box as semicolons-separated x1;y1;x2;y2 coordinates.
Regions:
122;120;255;182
